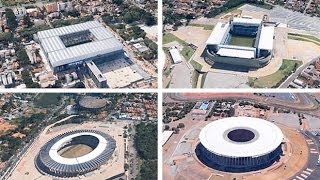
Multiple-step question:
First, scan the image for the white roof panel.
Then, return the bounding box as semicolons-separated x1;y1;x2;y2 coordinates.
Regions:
258;26;275;50
233;17;262;25
169;48;182;64
199;117;284;158
37;21;123;68
217;47;255;59
49;132;108;165
206;22;230;45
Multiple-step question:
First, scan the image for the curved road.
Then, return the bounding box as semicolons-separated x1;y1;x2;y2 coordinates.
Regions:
166;93;319;112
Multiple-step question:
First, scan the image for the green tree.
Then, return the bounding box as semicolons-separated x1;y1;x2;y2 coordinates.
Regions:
16;47;29;66
0;32;12;42
5;8;18;31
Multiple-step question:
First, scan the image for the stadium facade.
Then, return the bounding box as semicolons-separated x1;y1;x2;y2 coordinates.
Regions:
35;130;116;177
205;18;275;68
196;117;284;172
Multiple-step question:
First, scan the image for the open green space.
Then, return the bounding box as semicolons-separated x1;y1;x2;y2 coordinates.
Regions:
229;35;255;47
188;24;214;30
163;33;195;61
288;33;320;46
190;60;203;71
191;70;200;88
249;59;302;88
34;93;62;108
288;33;320;42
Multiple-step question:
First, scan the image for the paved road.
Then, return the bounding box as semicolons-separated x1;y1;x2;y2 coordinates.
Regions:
293;131;320;180
167;93;319;113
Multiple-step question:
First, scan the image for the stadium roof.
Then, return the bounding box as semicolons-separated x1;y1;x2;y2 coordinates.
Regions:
37;21;123;68
169;47;182;64
206;22;230;45
233;17;262;25
199;117;284;158
217;47;255;59
258;26;275;50
49;132;108;165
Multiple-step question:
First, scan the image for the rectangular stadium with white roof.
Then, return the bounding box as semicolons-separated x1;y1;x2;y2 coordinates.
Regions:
36;21;124;72
204;17;275;68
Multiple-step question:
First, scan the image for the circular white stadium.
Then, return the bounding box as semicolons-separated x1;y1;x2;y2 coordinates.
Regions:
196;117;284;172
35;130;116;177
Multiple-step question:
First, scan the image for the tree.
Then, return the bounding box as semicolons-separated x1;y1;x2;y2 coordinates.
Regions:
74;82;85;88
5;8;18;31
145;15;156;26
164;125;170;130
16;47;30;66
23;14;33;28
177;123;185;129
112;0;123;5
21;70;40;88
0;32;12;42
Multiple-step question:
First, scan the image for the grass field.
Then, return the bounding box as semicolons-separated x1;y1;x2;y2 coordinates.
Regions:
163;33;195;60
190;60;203;71
191;70;200;88
34;93;61;108
229;35;255;47
188;24;214;30
288;33;320;46
249;59;302;88
59;144;93;158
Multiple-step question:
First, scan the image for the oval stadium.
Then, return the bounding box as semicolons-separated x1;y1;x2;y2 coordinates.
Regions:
196;117;284;172
35;130;116;177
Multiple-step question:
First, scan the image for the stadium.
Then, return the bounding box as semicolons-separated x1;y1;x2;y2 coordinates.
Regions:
204;17;275;68
196;117;284;172
36;21;123;72
35;129;116;177
78;96;108;110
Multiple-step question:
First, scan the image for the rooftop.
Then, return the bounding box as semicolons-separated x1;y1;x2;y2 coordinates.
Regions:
199;117;284;158
37;21;123;68
169;47;183;64
206;22;230;45
217;47;255;59
258;26;275;50
233;17;262;25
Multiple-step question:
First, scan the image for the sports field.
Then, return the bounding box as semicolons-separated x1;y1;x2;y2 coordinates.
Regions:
228;35;255;47
58;144;93;158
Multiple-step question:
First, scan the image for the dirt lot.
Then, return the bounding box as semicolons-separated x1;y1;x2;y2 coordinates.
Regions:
287;39;320;64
